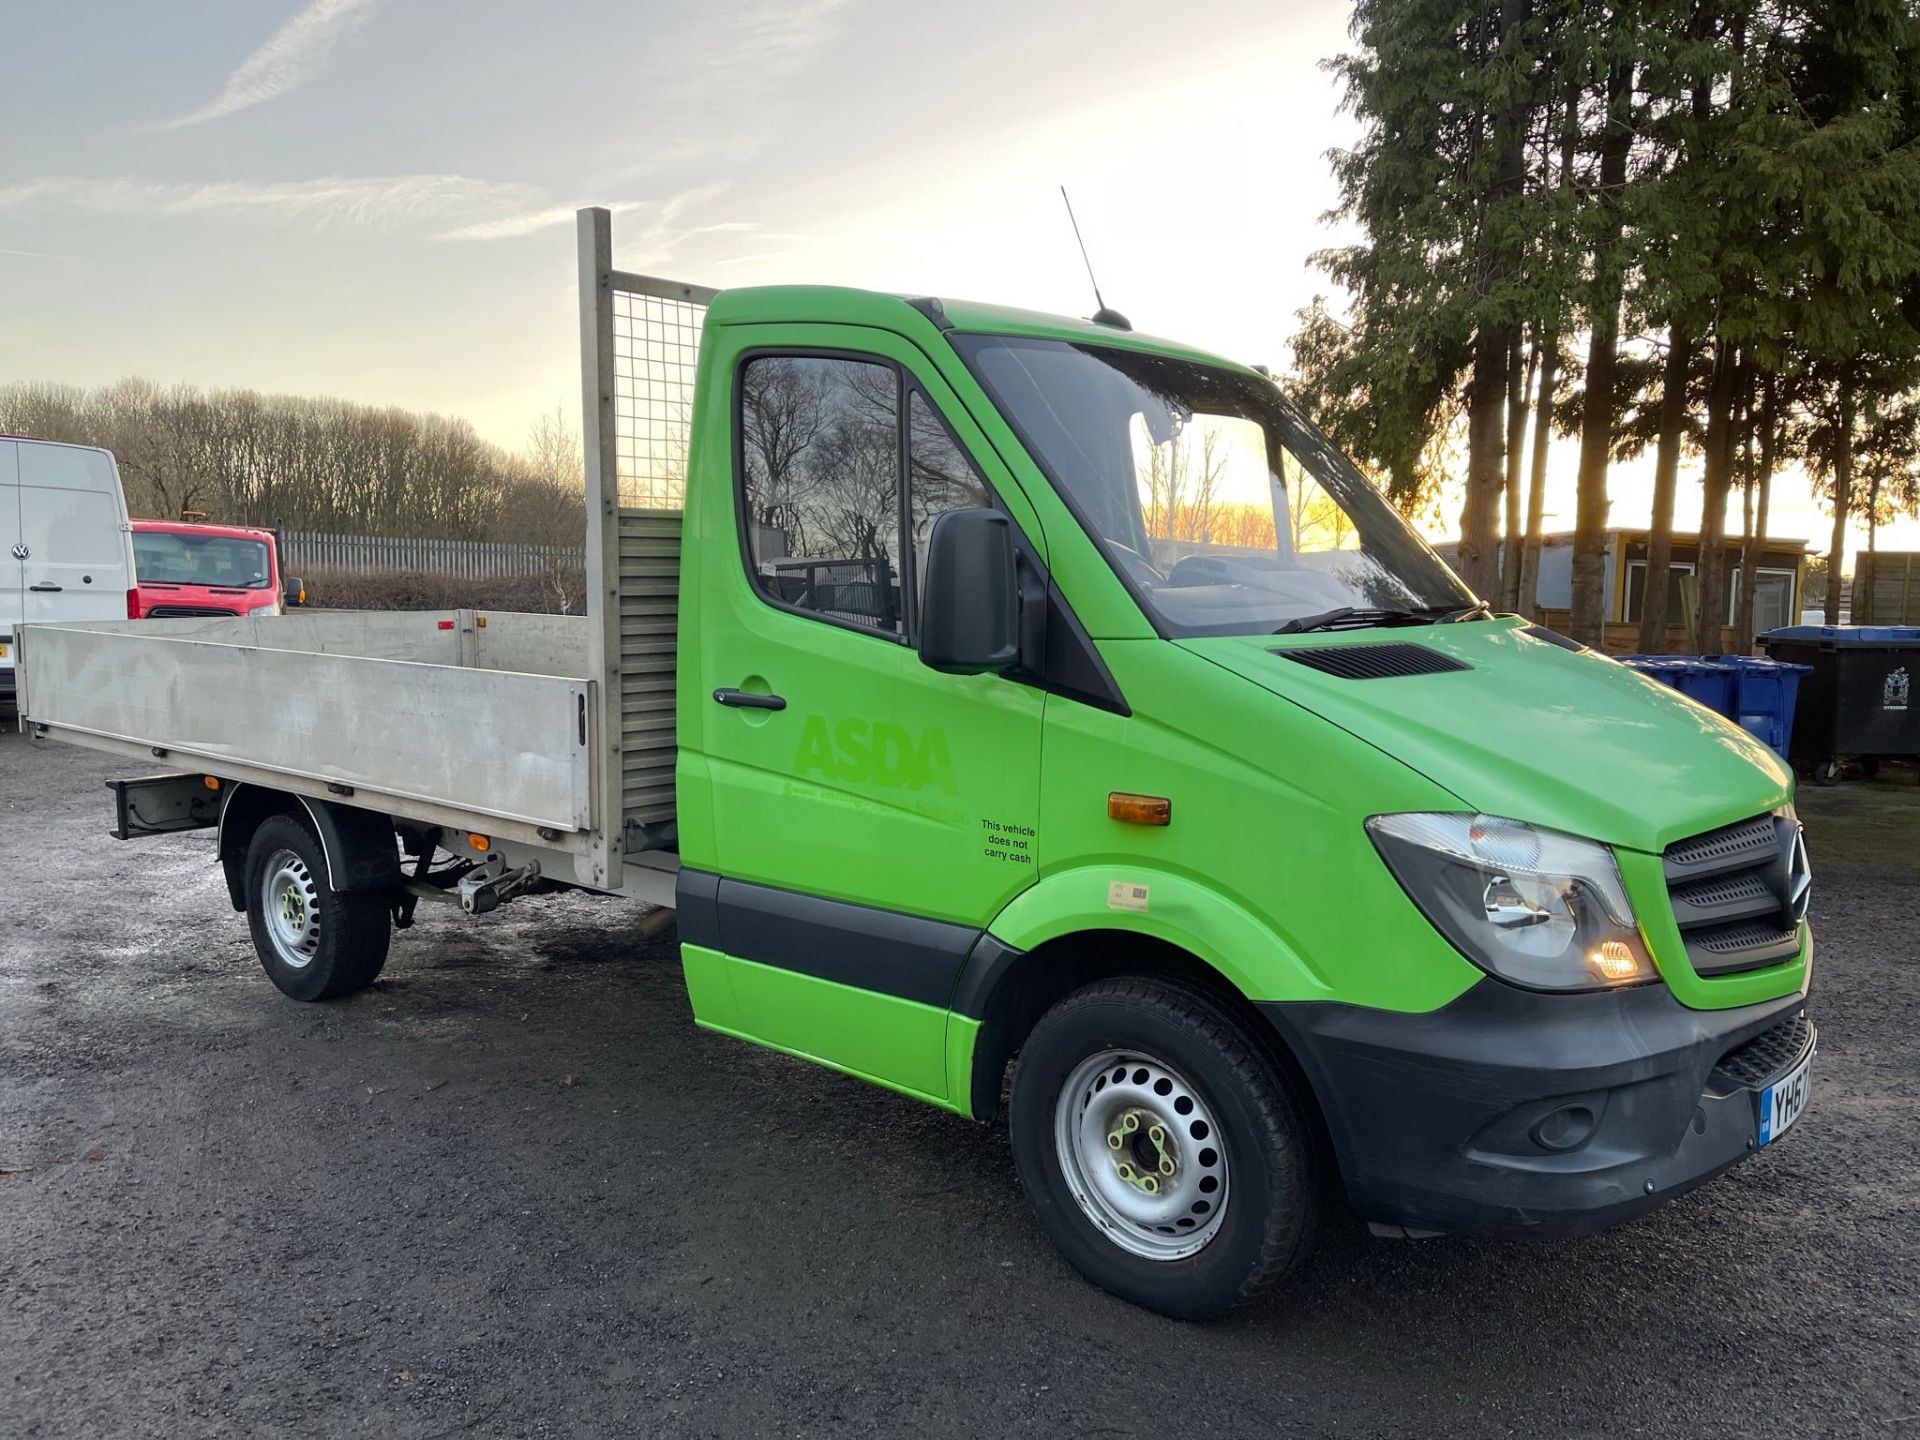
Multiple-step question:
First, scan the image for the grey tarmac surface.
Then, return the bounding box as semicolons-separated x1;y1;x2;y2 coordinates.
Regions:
2;723;1916;1438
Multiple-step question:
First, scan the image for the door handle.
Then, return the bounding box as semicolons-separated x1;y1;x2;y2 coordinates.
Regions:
29;583;62;593
713;687;786;711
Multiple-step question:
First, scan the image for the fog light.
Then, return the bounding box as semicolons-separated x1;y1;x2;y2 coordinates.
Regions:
1529;1104;1597;1153
1588;940;1640;982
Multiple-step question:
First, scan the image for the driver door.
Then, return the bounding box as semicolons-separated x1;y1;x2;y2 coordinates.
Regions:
685;324;1050;1102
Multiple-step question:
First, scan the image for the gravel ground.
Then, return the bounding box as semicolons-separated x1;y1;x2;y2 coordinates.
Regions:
2;723;1916;1438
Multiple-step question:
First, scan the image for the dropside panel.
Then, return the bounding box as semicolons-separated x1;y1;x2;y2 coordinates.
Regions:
21;621;593;833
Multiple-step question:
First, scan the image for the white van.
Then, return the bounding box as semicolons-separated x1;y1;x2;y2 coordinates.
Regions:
2;437;137;713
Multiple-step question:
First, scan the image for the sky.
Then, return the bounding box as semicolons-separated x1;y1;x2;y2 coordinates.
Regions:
3;0;1913;569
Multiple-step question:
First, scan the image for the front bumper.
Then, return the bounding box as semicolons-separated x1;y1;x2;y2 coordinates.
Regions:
1262;969;1815;1237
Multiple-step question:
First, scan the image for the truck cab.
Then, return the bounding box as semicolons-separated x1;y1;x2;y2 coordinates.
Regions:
130;520;289;619
667;285;1814;1312
15;211;1816;1319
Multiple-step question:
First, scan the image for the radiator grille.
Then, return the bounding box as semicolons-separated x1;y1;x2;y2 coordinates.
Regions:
1662;813;1807;977
146;605;239;618
1664;814;1778;876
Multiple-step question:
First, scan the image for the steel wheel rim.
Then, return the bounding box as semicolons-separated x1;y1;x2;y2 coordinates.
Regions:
1053;1048;1230;1260
261;848;321;970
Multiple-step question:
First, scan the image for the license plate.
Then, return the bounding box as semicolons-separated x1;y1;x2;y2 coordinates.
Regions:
1758;1046;1814;1145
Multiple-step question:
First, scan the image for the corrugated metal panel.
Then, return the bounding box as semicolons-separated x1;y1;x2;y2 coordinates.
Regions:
618;508;681;827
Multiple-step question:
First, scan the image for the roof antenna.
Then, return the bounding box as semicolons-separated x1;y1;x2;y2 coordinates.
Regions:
1060;186;1131;331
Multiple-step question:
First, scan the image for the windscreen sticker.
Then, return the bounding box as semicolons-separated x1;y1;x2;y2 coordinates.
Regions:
980;818;1035;866
1107;881;1150;913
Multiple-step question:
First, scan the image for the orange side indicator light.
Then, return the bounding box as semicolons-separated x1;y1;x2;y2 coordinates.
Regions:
468;833;491;853
1588;940;1639;982
202;776;221;791
1108;792;1172;827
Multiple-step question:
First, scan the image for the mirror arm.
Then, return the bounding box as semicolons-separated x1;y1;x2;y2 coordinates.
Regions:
1014;548;1047;676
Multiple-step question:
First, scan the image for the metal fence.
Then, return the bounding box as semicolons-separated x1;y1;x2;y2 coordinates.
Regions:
277;530;583;580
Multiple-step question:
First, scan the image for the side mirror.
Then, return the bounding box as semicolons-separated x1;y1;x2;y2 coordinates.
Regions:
283;579;306;608
918;509;1019;675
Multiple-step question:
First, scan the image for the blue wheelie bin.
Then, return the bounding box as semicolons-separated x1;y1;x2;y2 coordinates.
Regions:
1619;656;1738;721
1618;655;1807;757
1710;656;1811;756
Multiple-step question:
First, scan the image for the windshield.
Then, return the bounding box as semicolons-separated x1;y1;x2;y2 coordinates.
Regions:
134;531;272;589
955;336;1475;636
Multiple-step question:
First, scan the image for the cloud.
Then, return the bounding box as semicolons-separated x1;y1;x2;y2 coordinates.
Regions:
152;0;378;131
0;174;540;231
434;203;627;244
434;184;736;244
588;0;855;183
0;176;749;267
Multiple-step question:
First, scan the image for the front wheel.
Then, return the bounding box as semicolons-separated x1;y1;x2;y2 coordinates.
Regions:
1009;977;1319;1320
243;814;391;1001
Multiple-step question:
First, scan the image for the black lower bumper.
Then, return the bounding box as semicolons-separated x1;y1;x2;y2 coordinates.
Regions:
1262;979;1814;1238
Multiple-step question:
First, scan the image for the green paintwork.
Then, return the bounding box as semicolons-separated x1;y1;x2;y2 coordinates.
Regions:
683;943;960;1110
673;285;1810;1118
680;320;1048;928
1190;621;1794;854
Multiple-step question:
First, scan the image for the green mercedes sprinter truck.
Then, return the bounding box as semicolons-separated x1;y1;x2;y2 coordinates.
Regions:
17;209;1814;1318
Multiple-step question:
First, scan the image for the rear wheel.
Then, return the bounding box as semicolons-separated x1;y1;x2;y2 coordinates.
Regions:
244;814;391;1001
1009;976;1318;1320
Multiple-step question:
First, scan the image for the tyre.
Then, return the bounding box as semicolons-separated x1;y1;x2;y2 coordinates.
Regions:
1814;758;1843;787
1009;976;1318;1320
243;814;391;1001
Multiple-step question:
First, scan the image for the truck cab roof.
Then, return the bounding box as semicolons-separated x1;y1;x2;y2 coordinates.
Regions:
132;519;276;542
704;284;1258;375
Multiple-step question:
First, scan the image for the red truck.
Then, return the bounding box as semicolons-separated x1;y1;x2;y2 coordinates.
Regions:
129;520;302;619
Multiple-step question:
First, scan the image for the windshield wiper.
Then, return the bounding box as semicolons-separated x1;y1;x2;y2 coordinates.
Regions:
1273;602;1488;635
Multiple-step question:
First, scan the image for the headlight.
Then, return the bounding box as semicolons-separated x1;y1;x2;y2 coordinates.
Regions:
1367;813;1656;992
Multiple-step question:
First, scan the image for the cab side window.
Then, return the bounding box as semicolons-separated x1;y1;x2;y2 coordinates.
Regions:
907;390;995;611
740;354;904;637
